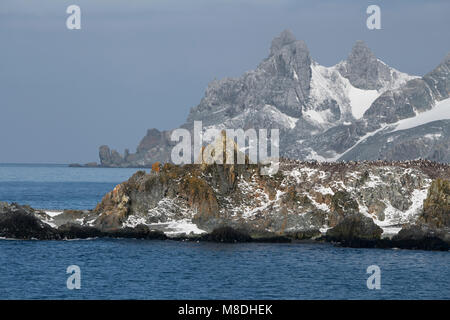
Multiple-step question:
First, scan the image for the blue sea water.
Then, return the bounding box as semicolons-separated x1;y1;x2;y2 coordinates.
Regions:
0;163;141;210
0;164;449;300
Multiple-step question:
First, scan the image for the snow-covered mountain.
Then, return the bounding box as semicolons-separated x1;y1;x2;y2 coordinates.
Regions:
98;30;450;167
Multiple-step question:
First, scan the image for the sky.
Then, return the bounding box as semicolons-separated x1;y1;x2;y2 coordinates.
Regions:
0;0;449;164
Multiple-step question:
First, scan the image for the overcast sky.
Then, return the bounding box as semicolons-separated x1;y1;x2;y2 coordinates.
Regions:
1;0;449;163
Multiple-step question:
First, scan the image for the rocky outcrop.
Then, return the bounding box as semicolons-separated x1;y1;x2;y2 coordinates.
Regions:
421;179;450;228
83;159;450;246
0;203;61;240
391;225;449;250
323;196;450;250
2;161;449;250
380;178;450;250
58;223;103;239
326;213;383;242
0;202;167;241
324;177;450;250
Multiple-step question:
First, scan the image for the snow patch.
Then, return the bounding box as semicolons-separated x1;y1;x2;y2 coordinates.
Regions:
393;98;450;132
424;133;442;140
45;211;63;217
148;219;206;236
376;188;430;230
309;62;381;121
348;86;379;119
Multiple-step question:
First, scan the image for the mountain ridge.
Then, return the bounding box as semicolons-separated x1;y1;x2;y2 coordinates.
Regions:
97;30;449;167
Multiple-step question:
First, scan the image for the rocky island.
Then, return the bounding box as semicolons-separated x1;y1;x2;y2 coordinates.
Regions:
2;31;449;251
1;158;449;250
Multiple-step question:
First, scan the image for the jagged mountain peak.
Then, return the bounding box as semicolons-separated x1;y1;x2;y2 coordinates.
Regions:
269;29;297;55
268;30;310;68
337;40;386;90
348;40;376;61
337;40;416;92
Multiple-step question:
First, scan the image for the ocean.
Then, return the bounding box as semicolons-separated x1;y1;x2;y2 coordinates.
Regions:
0;164;449;299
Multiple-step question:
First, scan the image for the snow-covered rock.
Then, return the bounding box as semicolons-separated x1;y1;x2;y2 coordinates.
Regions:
88;159;450;238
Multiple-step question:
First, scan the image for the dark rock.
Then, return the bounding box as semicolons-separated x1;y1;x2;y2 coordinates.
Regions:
391;224;449;250
58;223;103;239
0;202;60;240
201;226;252;243
68;163;82;168
326;213;383;242
388;237;449;251
252;235;291;243
106;224;167;240
58;223;167;240
0;202;169;241
286;229;321;240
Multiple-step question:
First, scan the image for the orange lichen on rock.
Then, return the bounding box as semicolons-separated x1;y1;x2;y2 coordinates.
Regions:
152;162;161;172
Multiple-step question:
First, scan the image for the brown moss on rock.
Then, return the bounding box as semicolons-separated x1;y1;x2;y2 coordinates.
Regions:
421;179;450;228
181;175;219;222
94;183;132;230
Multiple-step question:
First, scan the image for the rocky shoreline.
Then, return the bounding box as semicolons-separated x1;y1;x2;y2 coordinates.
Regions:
1;159;449;251
0;202;448;251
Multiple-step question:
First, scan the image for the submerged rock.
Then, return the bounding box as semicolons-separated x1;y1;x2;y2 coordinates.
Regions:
201;227;252;243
